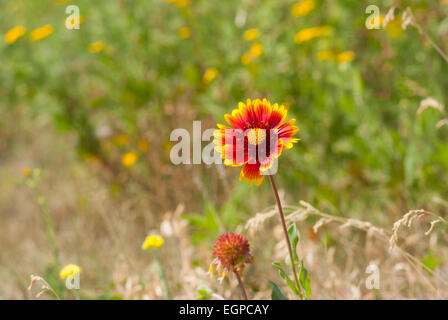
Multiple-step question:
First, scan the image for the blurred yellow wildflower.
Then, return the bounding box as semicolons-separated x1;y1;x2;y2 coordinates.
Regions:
178;27;191;39
203;68;219;84
23;167;31;176
291;0;315;17
243;28;260;41
30;25;54;41
294;26;332;44
175;0;190;8
337;51;355;63
138;139;150;152
5;26;26;44
68;14;84;28
122;151;138;167
59;264;82;279
249;43;264;58
113;133;129;146
142;235;164;250
163;141;173;153
88;41;104;53
317;49;355;63
384;16;404;38
241;53;252;65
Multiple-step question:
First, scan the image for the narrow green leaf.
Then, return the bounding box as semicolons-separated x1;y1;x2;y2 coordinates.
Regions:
285;223;299;266
272;261;300;295
268;280;288;300
299;260;312;299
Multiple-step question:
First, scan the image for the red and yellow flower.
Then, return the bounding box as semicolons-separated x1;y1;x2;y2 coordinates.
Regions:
209;232;253;281
214;98;299;186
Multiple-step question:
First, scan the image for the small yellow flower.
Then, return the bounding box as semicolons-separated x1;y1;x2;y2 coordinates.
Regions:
163;141;172;153
59;264;82;279
294;26;332;44
113;133;129;146
243;28;260;41
30;25;54;41
249;43;264;58
337;51;355;63
122;151;138;167
142;235;164;250
241;53;252;65
88;41;104;53
178;27;191;39
68;14;84;28
203;68;219;84
175;0;190;8
23;167;31;176
384;16;404;38
138;139;150;152
291;0;315;17
5;26;26;44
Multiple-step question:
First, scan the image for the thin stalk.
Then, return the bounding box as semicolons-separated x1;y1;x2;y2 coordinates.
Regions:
234;270;248;300
268;175;301;294
406;7;448;64
73;290;81;300
36;192;60;266
154;253;171;300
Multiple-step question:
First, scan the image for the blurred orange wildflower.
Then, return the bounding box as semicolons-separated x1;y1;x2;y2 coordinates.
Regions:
294;26;332;44
178;27;191;39
291;0;315;17
243;28;260;41
5;26;26;44
88;41;104;53
30;25;54;41
122;152;138;167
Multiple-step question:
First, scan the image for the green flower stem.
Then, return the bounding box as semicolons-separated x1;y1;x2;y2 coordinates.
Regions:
154;252;171;300
73;290;81;300
36;191;60;266
268;175;300;295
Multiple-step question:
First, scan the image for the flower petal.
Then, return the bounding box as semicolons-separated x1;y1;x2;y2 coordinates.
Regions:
239;163;264;186
277;119;299;138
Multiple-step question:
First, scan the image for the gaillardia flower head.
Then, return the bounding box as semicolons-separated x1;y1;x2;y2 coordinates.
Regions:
209;233;253;280
214;98;299;185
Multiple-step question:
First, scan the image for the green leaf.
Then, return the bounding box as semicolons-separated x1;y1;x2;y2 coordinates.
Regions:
299;260;312;299
421;250;444;272
285;223;299;266
272;261;300;295
43;262;65;299
404;145;418;187
268;280;288;300
196;285;212;300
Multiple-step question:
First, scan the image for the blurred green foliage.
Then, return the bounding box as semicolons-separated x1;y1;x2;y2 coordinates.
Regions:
1;0;447;226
